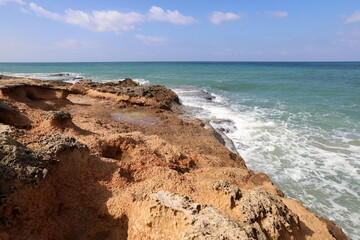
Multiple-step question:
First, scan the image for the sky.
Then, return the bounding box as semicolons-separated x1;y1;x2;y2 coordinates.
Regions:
0;0;360;62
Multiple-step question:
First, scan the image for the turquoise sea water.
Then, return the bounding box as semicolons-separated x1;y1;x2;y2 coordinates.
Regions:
1;62;359;239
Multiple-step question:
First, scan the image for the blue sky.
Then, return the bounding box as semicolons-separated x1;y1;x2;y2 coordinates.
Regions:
1;0;360;62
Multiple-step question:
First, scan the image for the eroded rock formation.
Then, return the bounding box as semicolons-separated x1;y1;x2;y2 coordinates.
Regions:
0;76;349;240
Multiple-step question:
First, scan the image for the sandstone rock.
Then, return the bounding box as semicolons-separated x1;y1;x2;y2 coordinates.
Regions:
39;133;88;156
150;190;254;240
241;190;300;240
0;101;32;129
78;78;180;109
0;134;53;185
0;76;349;240
320;218;350;240
0;134;55;213
0;124;15;135
46;111;73;128
117;78;140;87
0;101;18;127
0;133;87;190
69;83;88;94
213;180;242;208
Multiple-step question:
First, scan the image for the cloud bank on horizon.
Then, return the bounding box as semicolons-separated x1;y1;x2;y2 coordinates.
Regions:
0;0;360;61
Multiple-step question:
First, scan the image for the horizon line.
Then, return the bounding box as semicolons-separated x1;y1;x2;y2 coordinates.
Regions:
1;60;360;63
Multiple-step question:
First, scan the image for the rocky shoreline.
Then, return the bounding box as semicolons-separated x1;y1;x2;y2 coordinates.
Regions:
0;75;349;239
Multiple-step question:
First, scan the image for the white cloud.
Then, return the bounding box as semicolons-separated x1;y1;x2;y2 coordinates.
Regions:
54;39;100;49
344;10;360;24
28;2;145;33
209;11;244;25
26;3;196;33
29;2;61;20
148;6;197;25
64;9;145;33
135;34;171;45
264;11;288;18
0;0;24;5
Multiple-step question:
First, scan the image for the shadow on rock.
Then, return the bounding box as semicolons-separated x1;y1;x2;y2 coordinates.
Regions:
0;100;32;129
0;85;73;111
0;134;128;240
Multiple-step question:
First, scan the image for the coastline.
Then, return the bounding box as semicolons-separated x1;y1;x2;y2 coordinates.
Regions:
0;75;350;239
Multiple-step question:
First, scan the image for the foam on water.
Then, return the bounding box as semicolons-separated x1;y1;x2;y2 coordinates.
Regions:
1;72;85;82
133;78;150;85
171;86;360;239
0;72;151;86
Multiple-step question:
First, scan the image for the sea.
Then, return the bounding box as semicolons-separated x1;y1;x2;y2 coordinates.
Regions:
1;62;359;239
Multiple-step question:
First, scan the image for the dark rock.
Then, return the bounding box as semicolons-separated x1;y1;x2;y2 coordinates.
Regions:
49;73;71;77
117;78;140;87
39;133;88;156
0;133;88;198
0;134;54;188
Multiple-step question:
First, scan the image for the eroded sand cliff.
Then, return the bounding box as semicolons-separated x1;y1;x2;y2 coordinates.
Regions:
0;75;349;240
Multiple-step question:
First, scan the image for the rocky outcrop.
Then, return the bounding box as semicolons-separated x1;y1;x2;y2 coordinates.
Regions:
45;111;74;129
0;76;349;240
0;100;31;129
77;79;180;109
0;134;52;188
0;134;86;197
145;190;252;240
213;180;242;208
132;189;303;240
240;190;300;240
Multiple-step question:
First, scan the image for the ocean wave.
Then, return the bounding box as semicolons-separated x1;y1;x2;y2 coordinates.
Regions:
172;85;360;239
133;78;150;85
0;72;85;82
101;78;150;85
1;72;151;86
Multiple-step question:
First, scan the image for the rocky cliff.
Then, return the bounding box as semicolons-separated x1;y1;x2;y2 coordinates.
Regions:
0;75;349;240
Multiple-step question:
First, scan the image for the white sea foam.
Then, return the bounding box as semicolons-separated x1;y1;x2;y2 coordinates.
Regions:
1;73;151;86
104;78;150;85
133;78;150;85
1;72;85;82
172;85;360;239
